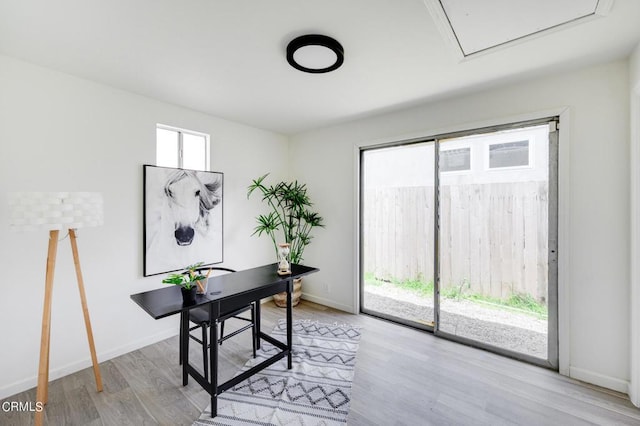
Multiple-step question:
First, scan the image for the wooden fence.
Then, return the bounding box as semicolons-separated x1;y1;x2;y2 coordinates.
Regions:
363;182;548;302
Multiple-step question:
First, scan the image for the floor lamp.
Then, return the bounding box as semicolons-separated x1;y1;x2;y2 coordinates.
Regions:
8;192;104;426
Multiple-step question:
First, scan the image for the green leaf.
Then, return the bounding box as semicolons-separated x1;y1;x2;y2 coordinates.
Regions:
162;274;186;285
185;262;204;272
247;173;270;199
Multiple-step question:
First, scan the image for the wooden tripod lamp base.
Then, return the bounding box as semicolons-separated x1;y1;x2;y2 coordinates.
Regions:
8;192;104;426
34;230;103;425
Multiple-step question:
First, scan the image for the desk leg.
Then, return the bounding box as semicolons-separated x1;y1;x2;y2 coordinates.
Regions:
287;278;293;370
181;310;189;386
255;300;261;350
209;302;219;418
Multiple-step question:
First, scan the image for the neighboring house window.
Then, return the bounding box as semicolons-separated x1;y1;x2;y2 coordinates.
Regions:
440;147;471;172
488;140;529;169
156;125;210;171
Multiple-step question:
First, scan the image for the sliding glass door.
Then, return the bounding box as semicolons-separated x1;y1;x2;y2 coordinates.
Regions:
436;123;557;366
360;119;558;368
360;141;435;329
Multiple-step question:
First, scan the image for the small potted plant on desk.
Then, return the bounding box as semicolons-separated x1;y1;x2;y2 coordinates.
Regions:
247;173;324;307
162;262;209;304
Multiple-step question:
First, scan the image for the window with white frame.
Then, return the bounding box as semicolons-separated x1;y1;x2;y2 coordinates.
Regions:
440;147;471;172
488;140;529;169
156;125;210;171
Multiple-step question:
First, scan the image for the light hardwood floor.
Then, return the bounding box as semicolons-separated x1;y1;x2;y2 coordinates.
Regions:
2;300;639;425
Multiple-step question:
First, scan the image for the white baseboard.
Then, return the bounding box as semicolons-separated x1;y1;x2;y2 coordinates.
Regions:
301;293;354;313
630;382;640;408
569;366;630;394
0;328;177;401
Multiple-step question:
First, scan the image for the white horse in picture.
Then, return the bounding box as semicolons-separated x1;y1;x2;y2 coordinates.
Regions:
145;167;223;275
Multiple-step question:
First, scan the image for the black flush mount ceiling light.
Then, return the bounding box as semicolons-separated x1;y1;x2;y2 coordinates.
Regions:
286;34;344;73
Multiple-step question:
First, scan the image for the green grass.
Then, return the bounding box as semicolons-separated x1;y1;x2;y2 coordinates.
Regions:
505;293;548;316
391;277;434;296
365;272;434;296
463;292;548;318
364;272;547;318
363;272;383;286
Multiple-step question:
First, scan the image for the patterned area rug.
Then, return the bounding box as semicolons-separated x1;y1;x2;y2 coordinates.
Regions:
193;319;362;426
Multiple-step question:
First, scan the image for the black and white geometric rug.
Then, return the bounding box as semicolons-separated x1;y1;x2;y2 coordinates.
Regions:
193;319;362;426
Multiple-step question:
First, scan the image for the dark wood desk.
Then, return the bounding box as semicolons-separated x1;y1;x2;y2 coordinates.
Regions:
130;263;318;417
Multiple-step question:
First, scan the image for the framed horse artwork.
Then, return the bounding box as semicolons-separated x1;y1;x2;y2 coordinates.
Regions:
143;165;223;276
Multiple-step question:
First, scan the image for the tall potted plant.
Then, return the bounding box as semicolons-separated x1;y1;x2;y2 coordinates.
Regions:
247;173;324;307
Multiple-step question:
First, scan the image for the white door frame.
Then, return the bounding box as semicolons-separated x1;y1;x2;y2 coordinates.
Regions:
353;107;571;372
630;84;640;407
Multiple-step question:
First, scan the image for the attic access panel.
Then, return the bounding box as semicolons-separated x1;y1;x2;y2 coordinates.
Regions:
426;0;613;57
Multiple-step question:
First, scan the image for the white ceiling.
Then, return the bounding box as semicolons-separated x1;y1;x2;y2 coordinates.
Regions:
1;0;639;135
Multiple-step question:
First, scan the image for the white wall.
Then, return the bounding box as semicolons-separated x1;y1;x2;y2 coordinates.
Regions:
291;60;631;392
629;42;640;407
0;54;289;399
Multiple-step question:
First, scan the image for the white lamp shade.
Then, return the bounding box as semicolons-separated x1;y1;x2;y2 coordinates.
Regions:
8;192;104;231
